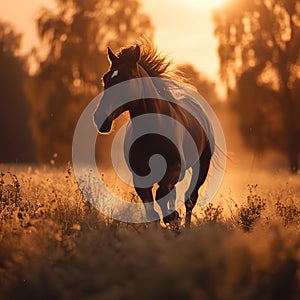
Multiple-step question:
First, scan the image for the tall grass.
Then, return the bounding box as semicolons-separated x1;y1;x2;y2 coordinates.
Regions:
0;165;299;299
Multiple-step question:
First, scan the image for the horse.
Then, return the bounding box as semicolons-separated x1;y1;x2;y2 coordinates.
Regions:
94;39;214;227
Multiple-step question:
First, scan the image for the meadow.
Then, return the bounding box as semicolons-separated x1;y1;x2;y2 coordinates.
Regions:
0;164;300;300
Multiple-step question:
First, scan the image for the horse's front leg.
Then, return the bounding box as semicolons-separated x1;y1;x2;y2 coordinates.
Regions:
134;185;160;223
156;186;179;223
156;163;181;224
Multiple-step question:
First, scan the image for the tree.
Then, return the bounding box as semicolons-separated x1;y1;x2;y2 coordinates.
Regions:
26;0;153;163
0;21;35;163
214;0;300;173
177;63;220;105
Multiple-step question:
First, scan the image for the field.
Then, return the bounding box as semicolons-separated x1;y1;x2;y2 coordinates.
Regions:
0;164;300;300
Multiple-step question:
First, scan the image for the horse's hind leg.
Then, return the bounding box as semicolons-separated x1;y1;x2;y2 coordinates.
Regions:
185;143;212;228
134;185;160;222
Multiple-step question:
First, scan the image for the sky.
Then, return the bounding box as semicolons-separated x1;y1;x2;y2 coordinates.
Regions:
0;0;224;81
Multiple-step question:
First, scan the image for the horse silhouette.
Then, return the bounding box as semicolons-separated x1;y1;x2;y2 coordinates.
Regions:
94;39;214;227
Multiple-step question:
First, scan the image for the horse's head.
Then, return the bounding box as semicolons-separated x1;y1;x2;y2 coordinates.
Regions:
104;45;140;88
94;45;141;133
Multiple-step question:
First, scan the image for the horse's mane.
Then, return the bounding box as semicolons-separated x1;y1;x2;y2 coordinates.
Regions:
116;38;188;84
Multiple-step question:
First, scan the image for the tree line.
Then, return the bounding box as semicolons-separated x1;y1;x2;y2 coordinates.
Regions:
0;0;299;172
214;0;300;173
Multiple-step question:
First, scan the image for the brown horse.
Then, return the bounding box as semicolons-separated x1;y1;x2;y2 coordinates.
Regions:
94;40;214;227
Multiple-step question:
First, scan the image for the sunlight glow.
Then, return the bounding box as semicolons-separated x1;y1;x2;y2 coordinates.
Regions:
181;0;226;9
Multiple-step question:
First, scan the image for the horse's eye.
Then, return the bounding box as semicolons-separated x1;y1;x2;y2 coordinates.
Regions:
111;70;119;79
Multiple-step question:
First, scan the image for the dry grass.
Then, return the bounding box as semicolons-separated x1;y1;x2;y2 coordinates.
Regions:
0;165;300;300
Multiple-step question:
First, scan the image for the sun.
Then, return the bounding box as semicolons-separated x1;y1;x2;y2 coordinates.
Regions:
181;0;226;9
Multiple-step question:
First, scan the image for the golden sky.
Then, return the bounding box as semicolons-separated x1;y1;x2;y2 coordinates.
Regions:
0;0;224;81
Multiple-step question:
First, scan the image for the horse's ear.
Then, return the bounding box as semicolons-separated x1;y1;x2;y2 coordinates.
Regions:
107;47;118;65
132;44;140;64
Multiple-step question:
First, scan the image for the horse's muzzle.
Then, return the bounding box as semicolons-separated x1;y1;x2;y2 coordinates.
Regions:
98;117;112;133
99;123;111;133
94;114;111;133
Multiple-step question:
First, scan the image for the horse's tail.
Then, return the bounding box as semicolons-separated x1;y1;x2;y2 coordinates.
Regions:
211;143;230;172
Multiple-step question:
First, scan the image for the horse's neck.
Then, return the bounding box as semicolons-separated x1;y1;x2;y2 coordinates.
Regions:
128;98;165;119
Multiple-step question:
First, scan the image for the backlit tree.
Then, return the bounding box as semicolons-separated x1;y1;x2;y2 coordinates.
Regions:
214;0;300;172
26;0;153;163
0;21;35;162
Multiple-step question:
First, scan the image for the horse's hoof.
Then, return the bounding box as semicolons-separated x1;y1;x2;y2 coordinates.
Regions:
163;210;179;223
